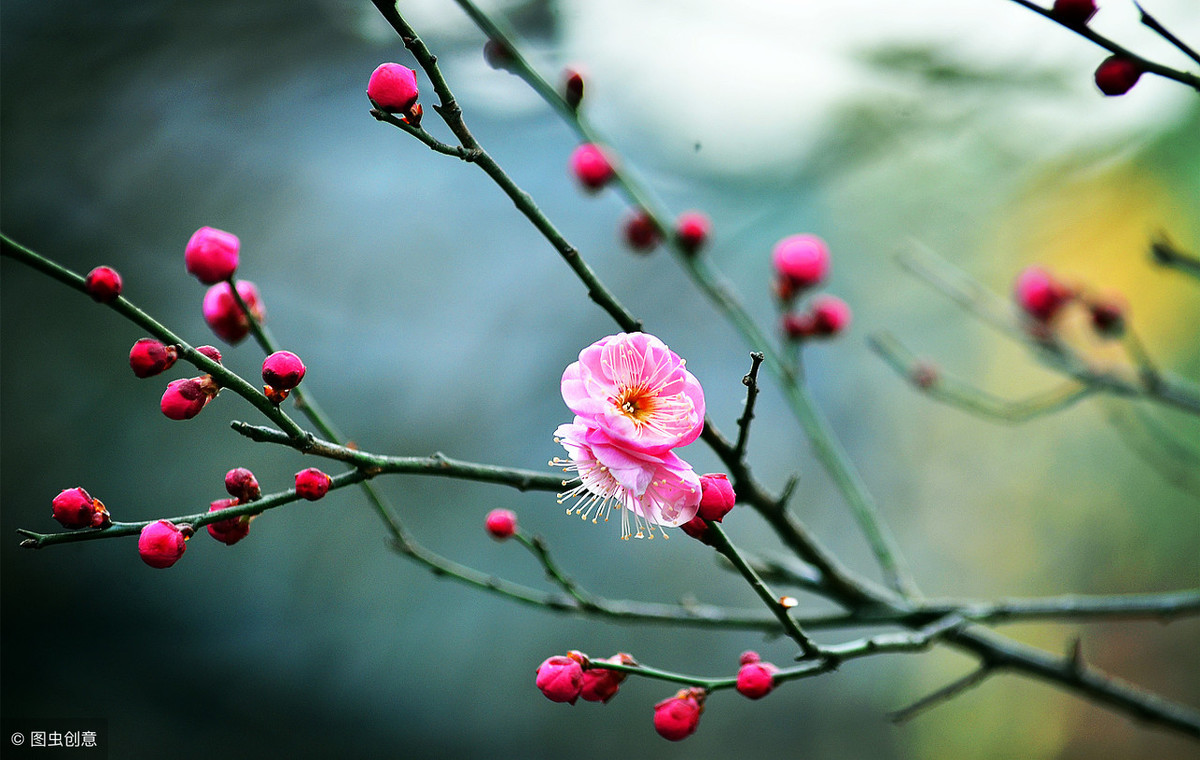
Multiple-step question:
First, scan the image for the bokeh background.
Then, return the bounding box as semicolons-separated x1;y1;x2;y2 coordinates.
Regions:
3;0;1198;758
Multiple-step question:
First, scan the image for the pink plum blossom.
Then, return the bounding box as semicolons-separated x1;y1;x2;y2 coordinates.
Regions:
561;332;704;457
552;418;701;540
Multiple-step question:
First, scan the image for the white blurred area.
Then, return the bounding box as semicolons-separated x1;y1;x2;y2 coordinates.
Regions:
374;0;1200;178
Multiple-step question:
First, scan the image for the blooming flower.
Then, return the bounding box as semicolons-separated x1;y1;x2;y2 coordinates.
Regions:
561;332;704;457
552;418;700;540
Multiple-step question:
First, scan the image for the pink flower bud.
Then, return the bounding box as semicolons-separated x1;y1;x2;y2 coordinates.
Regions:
810;294;852;337
196;345;223;364
570;143;615;192
84;266;122;303
160;377;218;420
184;226;240;284
535;654;585;704
771;234;830;292
736;659;779;699
1014;266;1071;321
653;688;705;741
262;350;306;391
368;62;419;113
206;497;252;545
580;653;634;703
738;650;761;665
622;209;662;253
295;467;332;500
563;67;585;110
225;467;261;501
1095;55;1142;96
675;211;711;255
51;486;111;530
129;338;178;378
1052;0;1097;25
696;473;735;522
485;508;517;540
202;280;265;344
138;520;189;568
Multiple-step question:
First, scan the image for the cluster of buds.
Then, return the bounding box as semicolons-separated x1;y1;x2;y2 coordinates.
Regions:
535;651;636;705
261;350;307;404
735;651;779;699
679;473;737;544
207;467;263;546
1014;265;1129;339
773;235;852;340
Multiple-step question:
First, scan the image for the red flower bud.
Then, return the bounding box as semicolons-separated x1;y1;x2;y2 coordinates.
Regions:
1014;266;1071;322
622;209;662;253
771;234;830;292
202;280;265;344
262;350;306;391
129;338;178;378
810;294;852;337
160;376;218;420
653;688;705;741
196;345;223;364
1095;55;1142;96
184;226;240;284
910;361;940;390
84;265;123;303
736;659;779;699
485;508;517;540
1052;0;1097;25
295;467;332;500
675;211;711;255
368;62;419;113
51;486;111;530
138;520;189;569
738;650;761;666
206;497;252;546
679;514;713;544
225;467;261;501
580;653;634;703
535;654;584;704
697;473;735;522
563;67;585;111
570;143;615;192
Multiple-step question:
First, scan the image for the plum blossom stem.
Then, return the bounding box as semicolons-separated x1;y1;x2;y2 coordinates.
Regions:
0;232;313;445
1134;2;1200;67
1151;235;1200;280
704;522;822;659
869;331;1097;422
17;470;370;549
366;0;642;335
1004;0;1200;92
734;352;765;460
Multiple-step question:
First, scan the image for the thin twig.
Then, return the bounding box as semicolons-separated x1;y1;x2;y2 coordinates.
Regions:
1135;2;1200;67
889;666;991;723
734;352;766;459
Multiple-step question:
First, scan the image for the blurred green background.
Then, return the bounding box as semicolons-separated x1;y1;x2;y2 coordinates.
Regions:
3;1;1198;758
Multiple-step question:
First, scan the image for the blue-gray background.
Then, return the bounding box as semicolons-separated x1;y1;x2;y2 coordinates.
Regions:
3;1;1198;758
